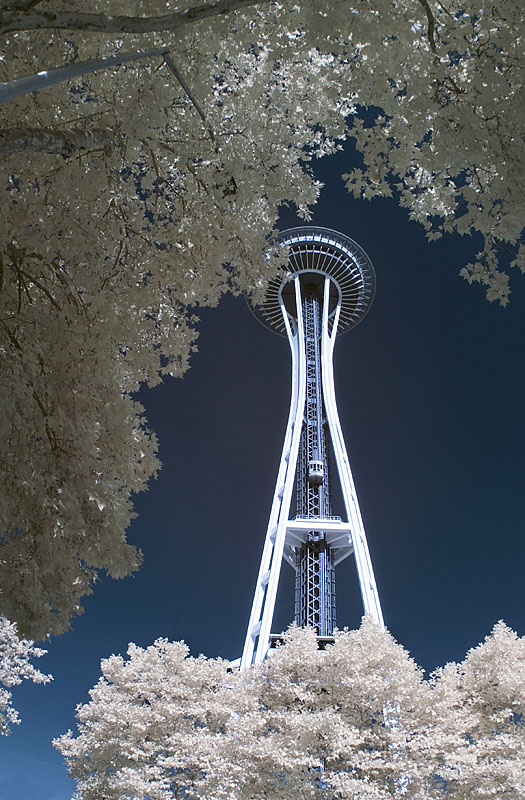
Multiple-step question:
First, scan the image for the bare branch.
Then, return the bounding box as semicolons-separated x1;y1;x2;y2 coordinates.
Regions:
0;126;113;157
0;0;268;35
0;48;168;104
163;53;215;142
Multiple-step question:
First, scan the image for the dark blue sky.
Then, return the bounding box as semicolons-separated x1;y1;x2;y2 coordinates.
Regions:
2;150;524;799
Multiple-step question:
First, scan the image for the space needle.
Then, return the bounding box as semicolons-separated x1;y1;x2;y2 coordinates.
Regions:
241;227;383;668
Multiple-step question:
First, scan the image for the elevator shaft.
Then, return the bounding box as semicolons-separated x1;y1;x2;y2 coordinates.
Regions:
294;285;336;635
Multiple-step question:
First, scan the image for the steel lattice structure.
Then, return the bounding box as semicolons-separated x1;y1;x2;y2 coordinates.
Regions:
241;227;384;668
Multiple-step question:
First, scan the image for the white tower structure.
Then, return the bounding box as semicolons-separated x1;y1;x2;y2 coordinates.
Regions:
241;227;384;668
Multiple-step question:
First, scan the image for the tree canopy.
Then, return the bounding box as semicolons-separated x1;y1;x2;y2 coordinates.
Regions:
1;0;523;638
0;616;52;734
55;619;525;799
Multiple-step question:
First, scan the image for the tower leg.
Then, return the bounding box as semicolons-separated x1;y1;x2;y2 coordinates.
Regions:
321;277;384;627
241;278;306;667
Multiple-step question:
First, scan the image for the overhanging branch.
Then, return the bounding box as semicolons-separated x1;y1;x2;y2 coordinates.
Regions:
416;0;437;54
0;126;113;156
0;0;268;35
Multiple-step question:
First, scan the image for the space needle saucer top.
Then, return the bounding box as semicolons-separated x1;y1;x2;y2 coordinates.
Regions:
249;226;376;337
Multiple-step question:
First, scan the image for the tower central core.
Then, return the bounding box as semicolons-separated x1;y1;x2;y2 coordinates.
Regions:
241;227;383;668
294;277;335;636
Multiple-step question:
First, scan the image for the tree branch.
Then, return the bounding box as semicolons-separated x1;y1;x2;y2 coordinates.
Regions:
0;126;113;157
416;0;437;54
19;267;60;309
0;0;268;35
162;53;215;142
0;0;44;11
0;318;23;350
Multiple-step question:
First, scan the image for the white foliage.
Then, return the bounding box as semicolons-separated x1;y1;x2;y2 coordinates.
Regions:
1;0;523;637
55;619;525;799
0;616;52;735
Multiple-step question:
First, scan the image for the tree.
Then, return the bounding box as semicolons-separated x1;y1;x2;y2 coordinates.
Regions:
1;0;523;638
55;619;525;799
0;615;52;735
425;621;525;798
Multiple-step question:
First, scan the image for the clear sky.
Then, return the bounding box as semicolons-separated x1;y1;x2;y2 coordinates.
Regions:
1;148;524;799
